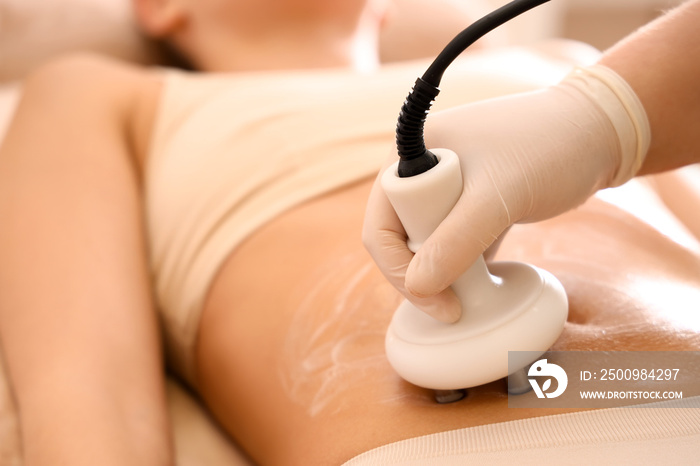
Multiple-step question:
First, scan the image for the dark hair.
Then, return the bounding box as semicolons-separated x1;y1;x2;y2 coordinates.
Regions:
153;39;195;70
133;27;195;70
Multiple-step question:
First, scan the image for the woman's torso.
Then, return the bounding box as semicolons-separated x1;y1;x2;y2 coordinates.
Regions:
140;49;585;384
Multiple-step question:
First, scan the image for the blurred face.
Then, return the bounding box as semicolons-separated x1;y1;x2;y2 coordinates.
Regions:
176;0;385;33
133;0;389;71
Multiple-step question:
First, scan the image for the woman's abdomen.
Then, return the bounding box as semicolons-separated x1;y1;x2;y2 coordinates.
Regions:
195;177;700;465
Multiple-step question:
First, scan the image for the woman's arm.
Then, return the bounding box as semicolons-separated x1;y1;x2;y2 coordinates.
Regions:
0;54;172;465
599;0;700;175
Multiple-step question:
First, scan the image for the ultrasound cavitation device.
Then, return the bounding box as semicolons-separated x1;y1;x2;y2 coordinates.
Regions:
382;0;568;403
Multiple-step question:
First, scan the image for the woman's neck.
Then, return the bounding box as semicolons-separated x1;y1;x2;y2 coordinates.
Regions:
177;6;384;73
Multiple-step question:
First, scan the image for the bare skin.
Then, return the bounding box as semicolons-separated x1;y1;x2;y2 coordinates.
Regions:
0;56;170;466
600;1;700;175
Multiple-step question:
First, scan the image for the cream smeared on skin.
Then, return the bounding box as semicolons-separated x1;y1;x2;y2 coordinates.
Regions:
278;252;427;416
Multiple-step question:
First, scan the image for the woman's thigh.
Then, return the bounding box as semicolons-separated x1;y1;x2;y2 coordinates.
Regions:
195;178;700;465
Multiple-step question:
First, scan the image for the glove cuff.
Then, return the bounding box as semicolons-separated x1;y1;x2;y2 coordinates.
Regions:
565;64;651;187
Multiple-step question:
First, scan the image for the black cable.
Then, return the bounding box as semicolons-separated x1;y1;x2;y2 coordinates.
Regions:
422;0;551;87
395;0;551;177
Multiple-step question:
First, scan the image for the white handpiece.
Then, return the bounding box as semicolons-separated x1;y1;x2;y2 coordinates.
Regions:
382;148;568;390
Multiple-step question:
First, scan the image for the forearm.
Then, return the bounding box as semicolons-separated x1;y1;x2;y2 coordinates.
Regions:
0;56;172;465
599;0;700;175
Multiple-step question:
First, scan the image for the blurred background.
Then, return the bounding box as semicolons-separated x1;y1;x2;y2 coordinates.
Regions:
0;0;690;81
487;0;687;49
0;0;691;138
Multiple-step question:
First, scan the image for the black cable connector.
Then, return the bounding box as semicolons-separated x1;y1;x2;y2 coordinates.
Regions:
396;77;441;177
395;0;550;178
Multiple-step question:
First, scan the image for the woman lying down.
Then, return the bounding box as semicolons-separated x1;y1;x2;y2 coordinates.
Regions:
0;0;699;465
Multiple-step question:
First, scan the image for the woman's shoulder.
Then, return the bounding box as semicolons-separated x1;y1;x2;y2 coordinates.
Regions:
24;52;161;97
24;52;166;172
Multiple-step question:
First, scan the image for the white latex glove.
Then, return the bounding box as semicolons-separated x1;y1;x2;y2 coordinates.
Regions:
363;64;650;323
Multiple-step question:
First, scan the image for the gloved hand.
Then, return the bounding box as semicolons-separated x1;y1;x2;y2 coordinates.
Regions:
363;64;650;323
